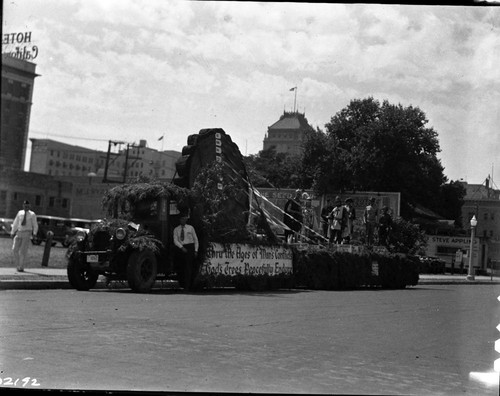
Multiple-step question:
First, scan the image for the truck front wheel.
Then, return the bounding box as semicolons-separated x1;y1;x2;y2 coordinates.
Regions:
127;250;158;293
67;255;99;291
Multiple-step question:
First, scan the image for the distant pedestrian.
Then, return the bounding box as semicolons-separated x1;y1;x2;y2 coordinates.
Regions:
321;199;334;239
363;197;378;246
11;200;38;272
173;214;199;290
328;196;345;244
342;198;356;244
378;206;393;247
284;189;303;243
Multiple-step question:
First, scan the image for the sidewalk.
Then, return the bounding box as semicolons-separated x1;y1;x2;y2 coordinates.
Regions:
1;267;499;290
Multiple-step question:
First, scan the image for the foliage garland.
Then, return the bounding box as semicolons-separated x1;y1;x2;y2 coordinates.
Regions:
101;181;191;219
88;218;163;254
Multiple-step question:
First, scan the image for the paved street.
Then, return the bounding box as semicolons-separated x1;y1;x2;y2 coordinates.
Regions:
0;285;498;394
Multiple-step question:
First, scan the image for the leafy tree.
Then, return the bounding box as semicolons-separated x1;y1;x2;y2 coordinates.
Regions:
434;180;466;227
305;97;448;218
244;147;307;189
389;217;427;255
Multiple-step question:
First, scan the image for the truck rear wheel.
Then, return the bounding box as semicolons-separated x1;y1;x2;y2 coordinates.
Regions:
67;255;99;291
127;250;158;293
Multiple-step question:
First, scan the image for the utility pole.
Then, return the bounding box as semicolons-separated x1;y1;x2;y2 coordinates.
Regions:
103;140;125;183
123;143;131;183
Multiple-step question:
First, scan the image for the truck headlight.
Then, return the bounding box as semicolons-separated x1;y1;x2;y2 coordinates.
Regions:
115;228;126;240
76;230;86;242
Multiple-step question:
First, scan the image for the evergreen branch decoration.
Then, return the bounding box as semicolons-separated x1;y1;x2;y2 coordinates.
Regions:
101;180;191;218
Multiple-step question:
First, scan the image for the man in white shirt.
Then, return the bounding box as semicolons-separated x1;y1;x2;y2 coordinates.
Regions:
11;200;39;272
173;214;199;290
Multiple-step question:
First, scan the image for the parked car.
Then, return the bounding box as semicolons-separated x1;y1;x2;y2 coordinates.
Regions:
32;215;99;247
63;219;102;247
0;218;13;237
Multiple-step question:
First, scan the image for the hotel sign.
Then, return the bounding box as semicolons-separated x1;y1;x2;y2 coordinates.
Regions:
2;32;39;60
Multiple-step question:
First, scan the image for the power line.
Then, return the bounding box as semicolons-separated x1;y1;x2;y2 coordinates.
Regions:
30;131;111;142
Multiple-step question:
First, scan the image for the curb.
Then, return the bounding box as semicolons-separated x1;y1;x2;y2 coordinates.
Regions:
1;279;499;290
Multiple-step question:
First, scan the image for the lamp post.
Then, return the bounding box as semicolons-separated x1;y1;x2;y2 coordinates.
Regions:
466;215;477;281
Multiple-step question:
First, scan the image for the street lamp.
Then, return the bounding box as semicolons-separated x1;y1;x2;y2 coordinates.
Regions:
466;215;477;281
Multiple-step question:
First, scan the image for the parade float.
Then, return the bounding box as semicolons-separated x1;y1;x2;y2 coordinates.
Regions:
66;128;418;292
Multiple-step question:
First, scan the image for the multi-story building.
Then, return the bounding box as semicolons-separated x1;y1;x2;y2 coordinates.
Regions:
460;179;500;268
113;139;180;181
29;138;180;182
1;54;39;170
29;139;106;177
0;168;72;218
263;111;314;156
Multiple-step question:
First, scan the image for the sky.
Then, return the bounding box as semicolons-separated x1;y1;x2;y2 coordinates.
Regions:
3;0;499;185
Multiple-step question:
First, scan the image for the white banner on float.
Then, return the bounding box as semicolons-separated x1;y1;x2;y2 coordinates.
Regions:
201;243;293;276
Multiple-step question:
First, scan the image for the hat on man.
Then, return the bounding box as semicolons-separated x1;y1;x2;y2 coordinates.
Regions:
345;198;353;203
23;200;30;205
335;196;342;204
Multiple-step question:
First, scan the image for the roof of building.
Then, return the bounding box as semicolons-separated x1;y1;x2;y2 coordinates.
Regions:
2;54;39;77
30;138;104;154
268;111;313;131
460;181;500;201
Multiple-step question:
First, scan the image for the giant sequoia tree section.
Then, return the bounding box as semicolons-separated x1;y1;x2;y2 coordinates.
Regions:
173;128;250;238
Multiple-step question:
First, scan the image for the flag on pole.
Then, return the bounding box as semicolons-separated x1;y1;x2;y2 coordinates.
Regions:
158;136;164;141
289;87;297;91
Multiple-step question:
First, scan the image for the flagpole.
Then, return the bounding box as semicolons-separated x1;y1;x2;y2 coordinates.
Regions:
161;133;164;152
293;87;297;113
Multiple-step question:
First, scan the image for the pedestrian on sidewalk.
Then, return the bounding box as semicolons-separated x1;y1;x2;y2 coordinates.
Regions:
11;200;38;272
173;214;199;291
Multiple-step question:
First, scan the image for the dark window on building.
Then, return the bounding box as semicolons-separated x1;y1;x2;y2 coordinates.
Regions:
483;230;487;237
490;230;494;237
69;153;74;160
50;150;54;156
6;79;14;95
49;197;55;207
35;195;42;206
62;198;69;208
20;83;30;99
13;192;18;201
484;213;488;221
492;213;495;220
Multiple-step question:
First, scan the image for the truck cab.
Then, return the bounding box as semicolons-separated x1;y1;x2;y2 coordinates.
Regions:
67;187;188;292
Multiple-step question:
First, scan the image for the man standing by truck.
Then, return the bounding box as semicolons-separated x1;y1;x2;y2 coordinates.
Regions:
173;214;199;290
11;200;38;272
